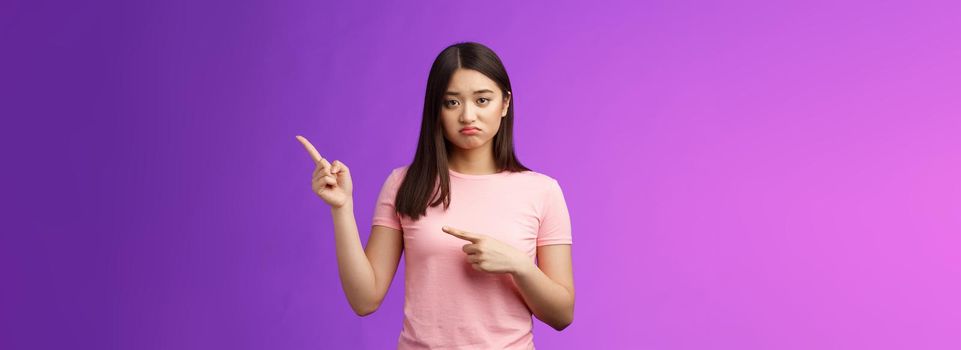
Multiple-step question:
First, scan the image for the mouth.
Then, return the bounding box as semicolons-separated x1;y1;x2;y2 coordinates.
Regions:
459;127;480;135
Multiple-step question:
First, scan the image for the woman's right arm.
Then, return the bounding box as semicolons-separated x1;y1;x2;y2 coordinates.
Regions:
330;199;403;316
296;135;403;317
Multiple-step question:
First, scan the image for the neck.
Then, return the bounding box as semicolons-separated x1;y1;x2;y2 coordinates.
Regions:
448;142;498;175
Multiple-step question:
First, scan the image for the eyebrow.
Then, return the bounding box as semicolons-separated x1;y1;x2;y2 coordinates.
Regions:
444;89;495;96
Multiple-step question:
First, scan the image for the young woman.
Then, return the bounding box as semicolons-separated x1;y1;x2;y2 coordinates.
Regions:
295;42;574;349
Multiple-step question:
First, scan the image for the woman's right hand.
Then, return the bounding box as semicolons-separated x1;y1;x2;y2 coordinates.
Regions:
296;135;353;208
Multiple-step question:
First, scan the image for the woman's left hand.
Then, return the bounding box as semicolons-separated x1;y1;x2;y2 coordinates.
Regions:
442;225;533;276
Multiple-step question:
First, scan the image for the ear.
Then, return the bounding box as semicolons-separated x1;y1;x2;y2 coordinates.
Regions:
502;91;511;117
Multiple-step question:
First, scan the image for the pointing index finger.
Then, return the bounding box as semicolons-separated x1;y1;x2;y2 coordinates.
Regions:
295;135;323;164
442;225;481;243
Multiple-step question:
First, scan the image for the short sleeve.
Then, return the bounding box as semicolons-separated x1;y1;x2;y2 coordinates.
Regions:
371;168;403;230
536;178;572;246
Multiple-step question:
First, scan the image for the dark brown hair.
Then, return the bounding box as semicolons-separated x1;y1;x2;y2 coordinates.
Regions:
395;42;530;221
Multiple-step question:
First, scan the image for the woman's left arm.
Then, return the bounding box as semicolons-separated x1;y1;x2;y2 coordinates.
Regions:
441;226;574;331
511;244;574;331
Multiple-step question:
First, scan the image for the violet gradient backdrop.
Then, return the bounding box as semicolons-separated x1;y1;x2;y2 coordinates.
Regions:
3;0;960;349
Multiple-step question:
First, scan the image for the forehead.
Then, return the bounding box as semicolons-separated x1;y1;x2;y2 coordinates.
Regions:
446;68;498;93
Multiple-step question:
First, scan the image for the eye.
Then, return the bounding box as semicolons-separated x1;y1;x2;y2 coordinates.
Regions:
445;100;459;107
477;98;490;104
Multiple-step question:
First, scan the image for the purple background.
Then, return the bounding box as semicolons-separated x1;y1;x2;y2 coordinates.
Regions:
3;0;960;349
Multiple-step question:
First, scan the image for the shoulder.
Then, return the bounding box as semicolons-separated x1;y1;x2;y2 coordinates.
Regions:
511;169;562;193
514;169;555;181
379;165;411;188
386;164;412;178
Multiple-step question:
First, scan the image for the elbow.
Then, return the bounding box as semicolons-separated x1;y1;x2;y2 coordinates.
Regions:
550;312;574;331
548;289;575;331
551;304;575;331
551;320;573;332
353;305;377;317
354;307;375;317
550;318;573;331
352;301;381;317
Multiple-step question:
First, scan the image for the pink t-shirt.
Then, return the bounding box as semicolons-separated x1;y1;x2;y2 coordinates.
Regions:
371;165;572;350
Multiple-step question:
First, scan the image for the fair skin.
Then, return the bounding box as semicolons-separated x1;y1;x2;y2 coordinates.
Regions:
293;68;574;331
440;68;507;175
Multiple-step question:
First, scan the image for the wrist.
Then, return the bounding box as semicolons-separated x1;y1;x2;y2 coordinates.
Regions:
331;198;354;212
511;259;536;279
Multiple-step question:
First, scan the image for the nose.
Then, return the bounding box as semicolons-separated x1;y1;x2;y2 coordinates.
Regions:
458;102;477;124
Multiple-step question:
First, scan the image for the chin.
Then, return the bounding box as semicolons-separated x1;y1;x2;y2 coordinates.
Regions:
452;139;489;150
454;143;481;150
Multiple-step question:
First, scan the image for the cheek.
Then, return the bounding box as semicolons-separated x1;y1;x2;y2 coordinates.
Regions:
440;114;464;141
484;111;502;132
488;123;502;138
473;105;493;121
440;113;457;131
